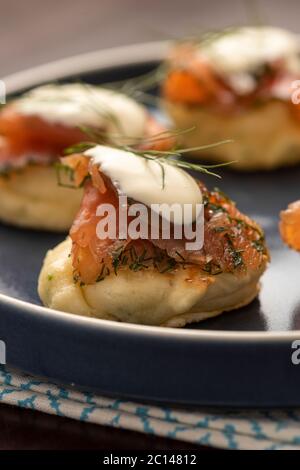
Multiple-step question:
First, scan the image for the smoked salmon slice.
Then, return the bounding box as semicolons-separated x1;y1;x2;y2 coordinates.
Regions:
65;154;269;285
0;104;174;170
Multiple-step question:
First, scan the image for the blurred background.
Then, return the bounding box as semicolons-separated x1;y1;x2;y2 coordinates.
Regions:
1;0;299;76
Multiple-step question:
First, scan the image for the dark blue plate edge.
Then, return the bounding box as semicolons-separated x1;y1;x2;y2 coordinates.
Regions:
1;292;300;408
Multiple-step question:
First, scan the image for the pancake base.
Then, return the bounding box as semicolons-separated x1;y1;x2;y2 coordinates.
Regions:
0;165;83;231
38;238;265;327
165;100;300;171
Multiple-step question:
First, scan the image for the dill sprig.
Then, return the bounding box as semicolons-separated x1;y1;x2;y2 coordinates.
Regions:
101;23;268;101
98;27;249;100
191;26;242;48
126;143;235;185
102;64;167;96
99;30;241;96
63;141;98;156
65;125;235;186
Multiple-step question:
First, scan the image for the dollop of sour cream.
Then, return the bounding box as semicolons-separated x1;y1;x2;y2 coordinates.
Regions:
85;145;202;224
198;27;300;94
14;84;147;139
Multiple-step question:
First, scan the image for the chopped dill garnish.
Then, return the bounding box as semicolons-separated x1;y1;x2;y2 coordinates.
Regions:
202;261;223;275
252;237;266;253
213;226;227;233
54;162;75;189
213;187;232;202
225;234;244;269
54;161;90;189
109;245;191;279
228;215;264;237
208;203;228;213
159;257;177;274
96;265;111;282
175;250;186;262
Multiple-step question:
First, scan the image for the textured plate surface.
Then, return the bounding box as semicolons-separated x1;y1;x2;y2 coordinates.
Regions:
0;43;300;407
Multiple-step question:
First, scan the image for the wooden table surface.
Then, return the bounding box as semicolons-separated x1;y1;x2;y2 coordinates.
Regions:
0;0;298;450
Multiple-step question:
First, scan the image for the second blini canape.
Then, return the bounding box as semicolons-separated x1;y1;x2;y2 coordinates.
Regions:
0;83;172;231
162;26;300;170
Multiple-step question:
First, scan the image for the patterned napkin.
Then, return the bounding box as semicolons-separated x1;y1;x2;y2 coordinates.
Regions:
0;365;299;450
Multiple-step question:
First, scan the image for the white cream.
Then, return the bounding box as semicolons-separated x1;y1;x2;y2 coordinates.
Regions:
85;145;202;224
14;84;147;139
199;27;300;94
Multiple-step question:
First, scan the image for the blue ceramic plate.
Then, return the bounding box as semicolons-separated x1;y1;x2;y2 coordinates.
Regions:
1;43;300;407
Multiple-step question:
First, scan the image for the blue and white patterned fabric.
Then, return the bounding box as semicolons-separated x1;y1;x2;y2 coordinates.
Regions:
0;365;299;450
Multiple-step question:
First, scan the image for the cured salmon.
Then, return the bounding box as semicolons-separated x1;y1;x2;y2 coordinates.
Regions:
0;105;173;170
65;153;269;285
280;201;300;251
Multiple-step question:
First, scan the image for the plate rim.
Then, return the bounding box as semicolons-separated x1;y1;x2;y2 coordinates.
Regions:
3;41;171;94
1;41;298;342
